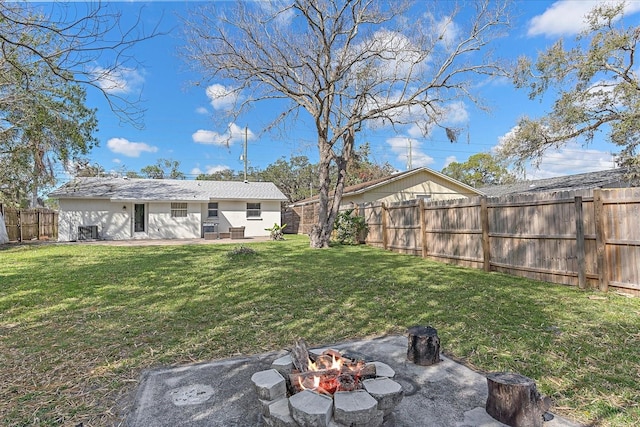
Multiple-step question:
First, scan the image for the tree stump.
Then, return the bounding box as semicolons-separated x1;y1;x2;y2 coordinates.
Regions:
406;325;440;366
485;372;551;427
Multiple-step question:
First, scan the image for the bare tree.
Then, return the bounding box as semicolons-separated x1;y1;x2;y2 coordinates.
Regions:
0;1;162;128
183;0;511;248
0;2;162;206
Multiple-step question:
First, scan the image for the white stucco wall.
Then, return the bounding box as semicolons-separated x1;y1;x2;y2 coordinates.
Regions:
200;200;282;237
145;202;201;239
0;212;9;244
58;199;130;241
58;198;283;241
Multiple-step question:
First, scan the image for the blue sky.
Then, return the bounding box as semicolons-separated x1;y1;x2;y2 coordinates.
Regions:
58;1;640;183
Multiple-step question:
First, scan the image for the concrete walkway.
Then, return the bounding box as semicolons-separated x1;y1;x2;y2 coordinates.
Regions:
126;335;585;427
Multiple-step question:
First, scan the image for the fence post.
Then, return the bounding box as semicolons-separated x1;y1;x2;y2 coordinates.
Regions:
420;198;428;258
18;209;23;242
594;189;609;292
54;212;58;240
381;202;388;250
574;196;586;289
480;197;491;272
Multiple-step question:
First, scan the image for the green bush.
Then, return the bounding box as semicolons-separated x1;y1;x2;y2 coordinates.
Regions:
265;223;287;241
333;209;367;244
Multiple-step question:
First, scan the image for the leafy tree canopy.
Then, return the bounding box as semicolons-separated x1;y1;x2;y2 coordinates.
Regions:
343;143;397;187
259;156;318;202
140;158;185;180
0;29;98;207
0;2;160;206
498;2;640;180
441;153;519;187
195;147;396;202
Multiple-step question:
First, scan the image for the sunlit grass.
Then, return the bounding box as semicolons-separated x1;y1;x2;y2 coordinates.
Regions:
1;236;639;426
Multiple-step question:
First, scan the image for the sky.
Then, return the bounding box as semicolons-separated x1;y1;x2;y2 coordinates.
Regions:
48;0;640;183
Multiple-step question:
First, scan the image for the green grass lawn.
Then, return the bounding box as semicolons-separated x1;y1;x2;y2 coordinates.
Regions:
1;235;639;426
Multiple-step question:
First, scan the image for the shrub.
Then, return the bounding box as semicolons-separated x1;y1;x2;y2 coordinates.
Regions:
265;223;286;241
227;245;257;258
333;209;367;244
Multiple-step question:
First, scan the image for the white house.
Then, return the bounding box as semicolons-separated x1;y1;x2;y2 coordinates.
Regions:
49;177;288;241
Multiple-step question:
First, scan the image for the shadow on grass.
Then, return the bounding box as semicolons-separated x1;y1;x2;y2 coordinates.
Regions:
0;236;638;426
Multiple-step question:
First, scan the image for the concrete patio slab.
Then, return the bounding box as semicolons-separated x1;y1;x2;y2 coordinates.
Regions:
126;335;585;427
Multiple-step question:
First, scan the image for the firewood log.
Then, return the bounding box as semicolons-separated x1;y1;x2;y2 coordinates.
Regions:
290;338;310;372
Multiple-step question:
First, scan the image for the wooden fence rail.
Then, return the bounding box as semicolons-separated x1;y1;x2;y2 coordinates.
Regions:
284;187;640;295
1;206;58;242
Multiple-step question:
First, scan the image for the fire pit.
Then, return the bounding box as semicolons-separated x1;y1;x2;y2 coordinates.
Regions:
251;339;403;427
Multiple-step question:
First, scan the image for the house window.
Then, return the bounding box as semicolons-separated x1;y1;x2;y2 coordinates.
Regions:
246;202;261;218
171;202;188;218
416;194;432;202
207;202;219;218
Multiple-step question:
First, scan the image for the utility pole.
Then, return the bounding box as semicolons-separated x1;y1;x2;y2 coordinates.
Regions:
407;138;413;170
243;126;248;182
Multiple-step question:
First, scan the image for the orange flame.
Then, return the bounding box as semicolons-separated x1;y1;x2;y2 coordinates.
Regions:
294;352;366;395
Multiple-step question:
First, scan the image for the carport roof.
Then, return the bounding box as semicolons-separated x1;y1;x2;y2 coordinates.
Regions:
49;177;288;202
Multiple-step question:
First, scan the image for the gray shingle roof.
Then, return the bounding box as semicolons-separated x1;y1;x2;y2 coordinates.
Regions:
478;168;634;197
49;177;288;202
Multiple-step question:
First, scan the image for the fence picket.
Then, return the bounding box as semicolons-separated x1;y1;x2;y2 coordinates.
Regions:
1;207;58;242
283;187;640;294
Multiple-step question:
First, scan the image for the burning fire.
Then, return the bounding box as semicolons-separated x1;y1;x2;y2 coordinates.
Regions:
291;349;372;395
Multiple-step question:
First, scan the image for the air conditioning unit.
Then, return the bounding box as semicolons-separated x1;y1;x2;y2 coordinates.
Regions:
202;222;218;240
78;225;99;240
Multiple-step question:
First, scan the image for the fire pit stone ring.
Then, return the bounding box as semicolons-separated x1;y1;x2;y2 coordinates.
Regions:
251;344;404;427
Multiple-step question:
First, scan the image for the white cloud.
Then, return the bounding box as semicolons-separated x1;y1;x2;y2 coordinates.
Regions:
443;156;457;168
495;128;615;178
407;123;428;138
423;11;460;48
112;158;121;164
386;136;434;169
444;101;469;124
190;165;230;176
192;130;227;145
257;0;295;26
192;123;255;146
528;0;640;37
107;138;158;157
525;144;615;179
206;84;240;111
91;67;145;95
195;107;209;115
366;30;428;79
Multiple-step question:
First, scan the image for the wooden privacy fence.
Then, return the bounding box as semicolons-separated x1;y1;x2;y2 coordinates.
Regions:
1;207;58;242
286;188;640;295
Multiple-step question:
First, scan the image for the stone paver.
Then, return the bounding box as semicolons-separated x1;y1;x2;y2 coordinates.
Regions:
266;398;297;427
251;369;286;401
289;390;333;427
333;389;380;426
363;377;404;415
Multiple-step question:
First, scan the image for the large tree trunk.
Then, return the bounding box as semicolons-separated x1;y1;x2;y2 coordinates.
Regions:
309;129;354;248
310;141;334;248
